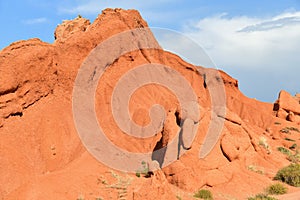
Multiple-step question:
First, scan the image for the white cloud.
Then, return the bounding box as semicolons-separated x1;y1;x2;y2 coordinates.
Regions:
22;17;47;25
239;14;300;32
180;11;300;101
152;28;216;68
183;11;300;72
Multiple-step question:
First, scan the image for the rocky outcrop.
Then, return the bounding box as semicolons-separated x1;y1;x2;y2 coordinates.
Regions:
54;16;91;42
274;90;300;123
0;39;57;127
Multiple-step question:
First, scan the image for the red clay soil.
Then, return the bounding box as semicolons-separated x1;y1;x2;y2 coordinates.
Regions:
1;8;300;200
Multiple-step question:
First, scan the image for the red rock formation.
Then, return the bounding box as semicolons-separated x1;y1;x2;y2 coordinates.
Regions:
274;90;300;123
1;8;300;200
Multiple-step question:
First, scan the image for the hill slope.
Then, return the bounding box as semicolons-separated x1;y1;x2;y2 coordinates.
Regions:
1;8;300;200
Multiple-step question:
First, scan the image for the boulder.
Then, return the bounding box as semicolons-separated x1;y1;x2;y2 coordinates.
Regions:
277;90;300;114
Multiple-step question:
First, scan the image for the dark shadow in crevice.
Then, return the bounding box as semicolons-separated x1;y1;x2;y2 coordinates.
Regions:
220;144;232;162
10;112;23;117
152;127;167;168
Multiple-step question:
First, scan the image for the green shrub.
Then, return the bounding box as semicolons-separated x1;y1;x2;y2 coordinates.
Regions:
280;127;300;134
288;127;300;132
135;161;150;178
274;163;300;186
289;143;297;150
287;152;300;163
248;194;277;200
135;172;141;177
247;165;264;174
277;147;300;163
277;147;291;156
280;127;290;134
285;138;296;142
266;183;287;195
194;189;213;200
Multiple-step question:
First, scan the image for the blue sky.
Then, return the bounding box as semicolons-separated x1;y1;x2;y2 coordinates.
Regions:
1;0;300;102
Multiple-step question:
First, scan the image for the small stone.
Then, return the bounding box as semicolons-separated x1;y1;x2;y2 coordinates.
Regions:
287;111;295;122
276;108;288;119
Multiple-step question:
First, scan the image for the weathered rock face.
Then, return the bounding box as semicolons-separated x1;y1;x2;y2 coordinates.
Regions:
1;8;300;200
0;39;57;127
54;16;91;42
274;90;300;123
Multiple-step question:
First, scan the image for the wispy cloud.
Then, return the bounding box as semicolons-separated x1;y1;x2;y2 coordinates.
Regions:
238;13;300;32
22;17;47;25
183;11;300;71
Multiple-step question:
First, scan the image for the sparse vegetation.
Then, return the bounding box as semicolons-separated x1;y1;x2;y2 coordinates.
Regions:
277;147;291;156
176;195;182;200
136;161;150;178
247;165;264;174
265;183;287;195
248;194;277;200
78;14;82;18
193;189;213;200
259;137;271;153
280;127;290;134
287;151;300;163
77;195;84;200
104;171;133;200
288;127;300;132
285;137;296;142
289;143;297;150
274;122;281;125
274;163;300;186
277;146;300;163
280;127;300;134
248;183;287;200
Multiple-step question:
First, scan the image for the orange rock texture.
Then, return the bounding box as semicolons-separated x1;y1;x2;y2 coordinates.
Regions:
0;8;300;200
